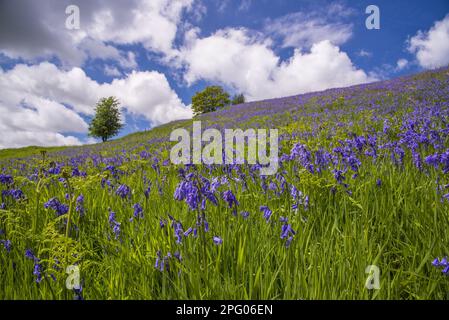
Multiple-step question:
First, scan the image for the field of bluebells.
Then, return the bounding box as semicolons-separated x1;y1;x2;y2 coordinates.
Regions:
1;67;449;300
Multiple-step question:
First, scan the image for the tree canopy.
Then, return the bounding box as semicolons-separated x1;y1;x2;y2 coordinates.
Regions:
191;86;230;116
88;96;123;142
231;93;245;105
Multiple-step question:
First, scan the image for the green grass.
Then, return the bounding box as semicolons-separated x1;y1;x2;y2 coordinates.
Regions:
1;67;449;300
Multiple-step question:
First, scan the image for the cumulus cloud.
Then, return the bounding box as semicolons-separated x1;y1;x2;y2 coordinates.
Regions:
0;62;192;148
181;28;374;101
408;14;449;69
265;3;354;49
0;0;197;68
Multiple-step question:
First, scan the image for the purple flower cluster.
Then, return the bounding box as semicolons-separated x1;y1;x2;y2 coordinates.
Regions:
432;257;449;275
260;206;272;223
0;174;14;185
2;189;24;201
155;250;182;272
25;249;43;283
130;203;143;221
108;209;121;240
279;217;296;248
44;197;69;216
222;189;239;215
75;194;85;217
116;184;131;199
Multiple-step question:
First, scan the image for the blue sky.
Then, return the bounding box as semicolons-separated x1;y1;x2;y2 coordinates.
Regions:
0;0;448;148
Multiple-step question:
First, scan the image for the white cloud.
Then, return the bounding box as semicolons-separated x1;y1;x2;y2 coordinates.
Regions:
181;28;374;101
0;131;82;149
0;0;197;67
0;62;192;148
396;58;408;70
216;0;230;13
104;65;122;77
238;0;252;12
101;70;193;124
265;5;354;49
408;14;449;69
357;50;372;57
87;0;195;58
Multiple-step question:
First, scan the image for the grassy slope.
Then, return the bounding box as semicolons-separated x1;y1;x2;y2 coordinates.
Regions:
0;67;448;300
0;67;443;160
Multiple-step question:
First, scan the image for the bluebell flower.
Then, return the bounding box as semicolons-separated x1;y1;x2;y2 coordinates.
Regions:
222;190;239;209
75;194;85;217
432;256;449;275
174;251;182;262
333;169;346;184
44;198;69;216
144;181;152;198
184;227;193;237
132;203;144;220
33;263;43;283
25;249;37;261
260;206;272;222
73;285;84;300
10;189;24;200
116;184;131;199
240;211;250;219
280;216;288;223
0;239;11;253
213;236;223;245
174;180;200;210
25;249;43;283
0;174;14;185
108;209;121;240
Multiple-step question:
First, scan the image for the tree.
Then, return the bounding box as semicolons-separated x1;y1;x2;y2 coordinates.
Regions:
88;96;123;142
191;86;230;116
231;93;245;105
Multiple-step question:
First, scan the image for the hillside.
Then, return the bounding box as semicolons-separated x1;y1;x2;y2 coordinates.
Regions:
1;66;448;160
1;66;449;300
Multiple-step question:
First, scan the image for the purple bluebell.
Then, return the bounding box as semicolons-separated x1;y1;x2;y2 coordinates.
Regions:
213;236;223;245
260;206;272;222
132;203;144;219
116;184;131;199
184;227;193;237
0;174;14;185
0;239;11;253
75;194;85;217
240;211;250;219
44;198;69;216
108;209;121;240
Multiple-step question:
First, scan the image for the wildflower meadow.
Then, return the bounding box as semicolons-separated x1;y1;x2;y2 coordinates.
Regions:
1;66;449;300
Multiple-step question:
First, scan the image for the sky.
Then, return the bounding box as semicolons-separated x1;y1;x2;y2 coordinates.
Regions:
0;0;448;149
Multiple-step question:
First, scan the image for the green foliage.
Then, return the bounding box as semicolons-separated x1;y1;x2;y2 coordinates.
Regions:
231;93;245;105
88;97;123;142
191;86;230;116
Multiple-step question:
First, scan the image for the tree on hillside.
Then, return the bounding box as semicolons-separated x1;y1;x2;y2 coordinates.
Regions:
191;86;230;116
231;93;245;105
88;96;123;142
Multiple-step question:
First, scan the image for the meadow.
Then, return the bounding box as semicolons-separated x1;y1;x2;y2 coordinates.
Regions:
0;66;448;300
